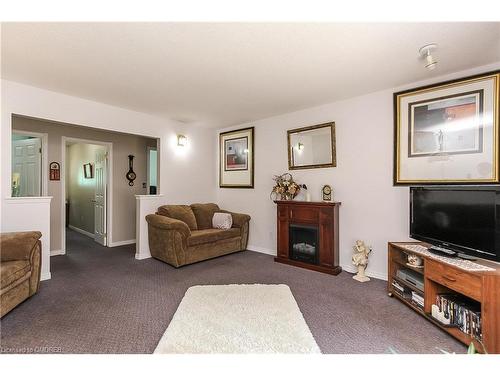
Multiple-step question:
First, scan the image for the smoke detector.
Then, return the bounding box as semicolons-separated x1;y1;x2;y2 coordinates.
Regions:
419;44;438;70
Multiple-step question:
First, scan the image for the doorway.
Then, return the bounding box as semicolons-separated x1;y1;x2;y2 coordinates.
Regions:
11;130;48;197
147;146;158;195
63;137;112;252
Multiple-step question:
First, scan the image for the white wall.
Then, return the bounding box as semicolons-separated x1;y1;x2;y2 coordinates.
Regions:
1;80;217;278
13;116;157;250
216;62;500;280
2;197;52;280
135;194;169;260
3;63;499;282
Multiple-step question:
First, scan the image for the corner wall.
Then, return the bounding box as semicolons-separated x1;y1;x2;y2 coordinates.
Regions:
1;80;217;277
216;62;500;280
13;116;155;250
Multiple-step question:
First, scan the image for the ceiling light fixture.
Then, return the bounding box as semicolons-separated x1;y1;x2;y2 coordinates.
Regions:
419;44;438;70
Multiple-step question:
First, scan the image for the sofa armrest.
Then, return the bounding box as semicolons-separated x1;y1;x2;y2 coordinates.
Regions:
0;231;42;262
145;214;191;238
219;210;251;228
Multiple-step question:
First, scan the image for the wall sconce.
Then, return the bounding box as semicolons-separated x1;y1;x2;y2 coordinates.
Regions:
177;134;187;147
296;142;304;151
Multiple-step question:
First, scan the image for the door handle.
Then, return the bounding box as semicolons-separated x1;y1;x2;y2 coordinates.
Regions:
91;199;97;203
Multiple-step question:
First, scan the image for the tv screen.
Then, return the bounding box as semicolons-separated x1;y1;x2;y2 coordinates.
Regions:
410;187;500;262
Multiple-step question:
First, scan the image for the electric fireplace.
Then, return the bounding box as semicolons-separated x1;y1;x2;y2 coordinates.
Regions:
274;200;342;275
289;224;319;265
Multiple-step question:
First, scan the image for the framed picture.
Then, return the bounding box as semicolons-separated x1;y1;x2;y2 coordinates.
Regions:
83;163;94;179
225;136;248;171
49;162;61;181
394;71;499;185
219;127;254;188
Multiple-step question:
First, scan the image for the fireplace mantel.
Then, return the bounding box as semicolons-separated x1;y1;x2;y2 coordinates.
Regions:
274;200;341;275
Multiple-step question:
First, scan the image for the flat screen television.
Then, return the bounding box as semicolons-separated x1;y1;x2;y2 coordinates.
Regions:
410;186;500;262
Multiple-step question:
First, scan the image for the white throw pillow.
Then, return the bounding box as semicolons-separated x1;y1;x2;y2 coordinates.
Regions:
212;212;233;230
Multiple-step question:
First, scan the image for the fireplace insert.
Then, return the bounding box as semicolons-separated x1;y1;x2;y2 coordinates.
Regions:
289;224;319;265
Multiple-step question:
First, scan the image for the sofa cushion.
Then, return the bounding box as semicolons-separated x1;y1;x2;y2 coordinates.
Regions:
1;260;31;288
157;205;198;230
188;228;240;247
212;212;233;230
190;203;220;230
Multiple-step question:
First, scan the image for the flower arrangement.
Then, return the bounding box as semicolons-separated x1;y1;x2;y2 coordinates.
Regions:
270;173;301;201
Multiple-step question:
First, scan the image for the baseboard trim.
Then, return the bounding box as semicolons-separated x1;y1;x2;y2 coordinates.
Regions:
247;245;276;256
68;225;94;239
341;264;387;281
41;272;51;281
50;249;65;256
135;252;151;260
247;246;387;281
109;239;136;247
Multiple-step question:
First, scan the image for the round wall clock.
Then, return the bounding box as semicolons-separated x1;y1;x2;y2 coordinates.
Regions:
322;185;332;201
126;155;136;186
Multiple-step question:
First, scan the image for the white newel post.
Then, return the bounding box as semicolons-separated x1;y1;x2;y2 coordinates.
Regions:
2;197;53;280
135;195;167;260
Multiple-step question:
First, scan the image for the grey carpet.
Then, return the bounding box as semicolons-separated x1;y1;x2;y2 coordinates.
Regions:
0;229;466;354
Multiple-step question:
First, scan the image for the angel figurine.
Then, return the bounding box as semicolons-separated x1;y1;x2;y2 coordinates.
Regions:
352;240;372;282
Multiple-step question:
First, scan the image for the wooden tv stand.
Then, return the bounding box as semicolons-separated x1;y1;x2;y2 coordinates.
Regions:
388;242;500;353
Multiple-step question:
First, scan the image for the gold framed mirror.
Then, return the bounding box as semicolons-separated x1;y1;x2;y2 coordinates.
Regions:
287;122;336;170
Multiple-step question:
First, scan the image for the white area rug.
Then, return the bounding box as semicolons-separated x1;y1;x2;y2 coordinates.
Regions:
154;284;321;354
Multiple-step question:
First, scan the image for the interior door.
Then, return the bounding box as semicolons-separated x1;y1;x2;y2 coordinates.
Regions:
94;148;107;246
12;138;42;196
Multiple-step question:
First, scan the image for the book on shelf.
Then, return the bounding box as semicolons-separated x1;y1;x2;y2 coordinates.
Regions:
411;291;424;307
391;280;404;293
434;293;481;340
391;281;412;300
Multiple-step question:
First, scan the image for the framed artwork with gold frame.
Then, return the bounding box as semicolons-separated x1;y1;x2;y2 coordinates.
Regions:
219;127;254;188
287;122;336;170
394;71;499;185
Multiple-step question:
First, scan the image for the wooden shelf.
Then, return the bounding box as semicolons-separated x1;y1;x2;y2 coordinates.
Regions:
393;275;424;296
425;313;457;328
392;257;424;275
388;242;500;354
391;285;486;352
390;288;424;313
424;313;486;352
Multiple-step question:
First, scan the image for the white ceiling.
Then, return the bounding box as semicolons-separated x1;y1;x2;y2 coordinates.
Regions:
2;23;499;128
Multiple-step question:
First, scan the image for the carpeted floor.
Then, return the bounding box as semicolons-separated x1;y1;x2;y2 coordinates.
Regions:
0;229;466;354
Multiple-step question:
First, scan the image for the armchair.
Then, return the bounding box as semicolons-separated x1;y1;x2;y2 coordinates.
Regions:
1;231;42;318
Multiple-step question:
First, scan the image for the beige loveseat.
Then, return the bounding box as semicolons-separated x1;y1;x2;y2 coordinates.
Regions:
146;203;250;267
1;231;42;318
